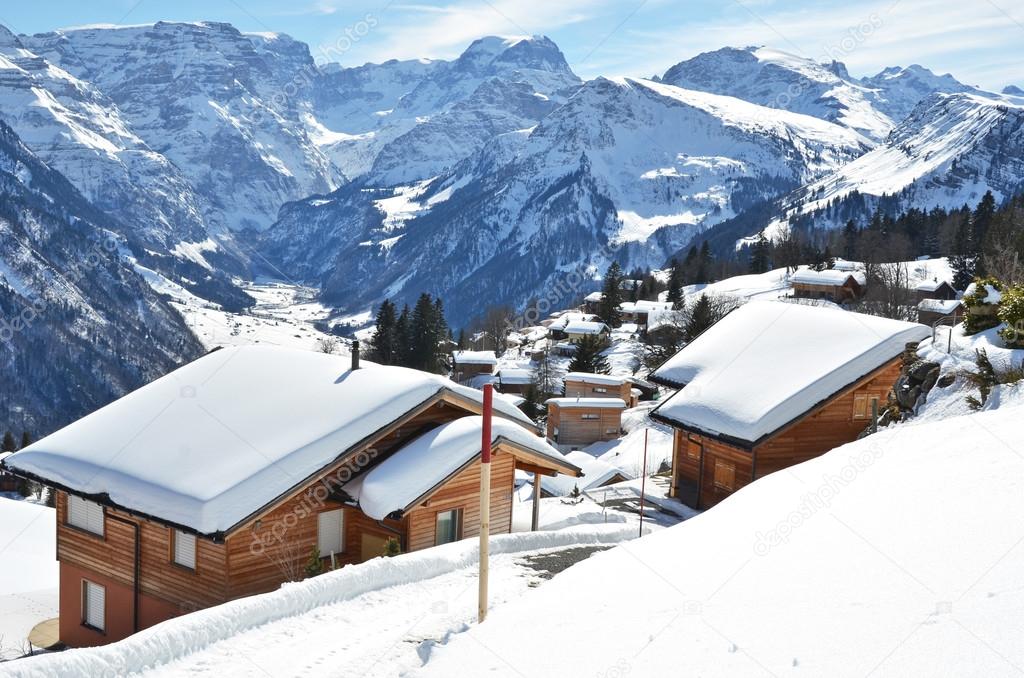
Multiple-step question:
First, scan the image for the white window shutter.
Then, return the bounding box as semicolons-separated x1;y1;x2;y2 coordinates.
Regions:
317;509;344;557
174;530;196;569
68;496;104;536
83;581;105;631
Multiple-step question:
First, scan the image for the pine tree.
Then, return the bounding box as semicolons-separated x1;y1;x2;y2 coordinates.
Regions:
666;258;684;309
369;299;398;365
382;537;402;557
973;190;997;244
456;328;467;350
1;431;15;453
598;262;624;327
695;241;712;283
20;431;31;450
682;245;698;284
685;294;715;341
409;293;438;372
749;235;770;274
951;215;978;290
304;546;324;578
842;219;859;261
394;305;412;368
567;335;609;374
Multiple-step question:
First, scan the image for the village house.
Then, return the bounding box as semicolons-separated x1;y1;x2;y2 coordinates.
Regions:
545;397;626;448
917;298;963;326
530;451;628;497
582;291;604;315
562;372;638;407
496;368;533;395
1;346;579;648
790;269;866;304
451;350;498;383
650;301;929;510
564;320;611;345
546;312;598;340
618;300;674;326
914;279;958;303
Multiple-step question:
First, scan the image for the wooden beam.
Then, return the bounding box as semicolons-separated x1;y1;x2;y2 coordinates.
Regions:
531;472;541;532
516;462;558;477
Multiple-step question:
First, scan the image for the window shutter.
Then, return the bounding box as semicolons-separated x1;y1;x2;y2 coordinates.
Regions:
174;530;196;569
68;496;104;536
317;509;344;557
853;393;868;419
83;581;105;631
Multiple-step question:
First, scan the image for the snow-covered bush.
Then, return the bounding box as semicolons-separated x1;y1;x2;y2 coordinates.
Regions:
962;277;1004;335
997;285;1024;348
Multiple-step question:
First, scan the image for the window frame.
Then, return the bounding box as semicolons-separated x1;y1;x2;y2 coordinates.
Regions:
713;460;736;491
67;495;105;537
171;529;198;572
434;508;463;546
81;579;106;633
317;508;346;558
580;413;600;420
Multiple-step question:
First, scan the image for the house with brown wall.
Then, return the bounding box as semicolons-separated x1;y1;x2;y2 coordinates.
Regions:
790;269;866;304
562;372;637;407
2;346;579;648
451;350;498;383
545;397;626;448
650;301;929;510
914;279;958;303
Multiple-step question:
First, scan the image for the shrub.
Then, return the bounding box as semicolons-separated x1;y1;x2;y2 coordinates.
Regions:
962;277;1004;335
997;285;1024;348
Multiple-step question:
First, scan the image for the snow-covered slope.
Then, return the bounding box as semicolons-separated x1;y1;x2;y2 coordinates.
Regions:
862;64;976;125
266;76;869;325
759;91;1024;240
662;46;894;140
417;399;1024;677
0;119;202;433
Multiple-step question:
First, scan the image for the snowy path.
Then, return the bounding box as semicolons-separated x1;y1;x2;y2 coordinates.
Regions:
142;550;563;677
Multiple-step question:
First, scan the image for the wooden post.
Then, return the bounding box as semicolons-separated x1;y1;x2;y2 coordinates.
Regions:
478;384;493;623
532;471;541;531
638;428;648;538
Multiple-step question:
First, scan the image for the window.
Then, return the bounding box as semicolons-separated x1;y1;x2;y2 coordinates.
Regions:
67;495;104;536
581;413;600;420
435;509;462;546
713;460;736;491
82;580;105;631
853;393;879;420
317;509;345;557
173;530;196;570
605;428;618;435
593;387;608;394
686;437;702;461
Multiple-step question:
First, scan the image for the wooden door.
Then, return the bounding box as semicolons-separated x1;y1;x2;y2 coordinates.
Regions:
360;533;390;562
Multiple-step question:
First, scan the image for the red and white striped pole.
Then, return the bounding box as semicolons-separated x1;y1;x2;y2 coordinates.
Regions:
478;383;493;623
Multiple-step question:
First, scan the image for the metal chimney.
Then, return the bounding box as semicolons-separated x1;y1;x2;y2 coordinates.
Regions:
351;340;360;371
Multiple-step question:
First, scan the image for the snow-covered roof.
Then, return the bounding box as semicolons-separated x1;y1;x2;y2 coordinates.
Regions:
830;258;859;272
651;301;930;443
3;346;533;535
645;308;683;332
583;291;604;303
345;417;578;520
563;372;627;386
452;350;498;365
540;451;624;496
918;298;962;314
790;269;866;286
548;312;598;331
546;398;627;409
497;368;533;385
915;279;953;292
619;300;674;313
563;321;609;335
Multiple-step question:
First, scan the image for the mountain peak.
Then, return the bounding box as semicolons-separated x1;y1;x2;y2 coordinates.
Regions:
0;22;22;49
456;34;572;76
1003;84;1024;96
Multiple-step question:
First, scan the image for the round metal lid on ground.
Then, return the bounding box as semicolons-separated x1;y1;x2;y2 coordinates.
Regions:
27;617;60;650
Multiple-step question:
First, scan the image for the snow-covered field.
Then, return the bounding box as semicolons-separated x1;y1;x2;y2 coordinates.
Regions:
0;497;58;660
415;397;1024;677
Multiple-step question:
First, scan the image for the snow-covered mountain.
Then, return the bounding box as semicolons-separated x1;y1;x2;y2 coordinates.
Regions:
660;47;975;143
756;91;1024;241
264;76;870;324
0;119;202;433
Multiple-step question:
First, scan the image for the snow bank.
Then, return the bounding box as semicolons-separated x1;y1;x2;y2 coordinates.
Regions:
4;526;636;678
417;401;1024;677
4;346;532;534
452;350;497;365
652;301;930;442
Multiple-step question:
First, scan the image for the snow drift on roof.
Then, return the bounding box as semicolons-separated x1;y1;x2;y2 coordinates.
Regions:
915;279;952;292
790;269;866;286
546;398;627;409
539;450;623;496
346;416;574;520
563;372;627;386
651;301;930;442
452;350;498;365
918;298;962;314
4;346;532;534
498;368;533;384
563;321;608;334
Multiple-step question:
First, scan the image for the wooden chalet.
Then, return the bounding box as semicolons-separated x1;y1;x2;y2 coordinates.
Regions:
1;346;579;648
790;269;866;303
618;300;674;326
914;279;958;303
563;321;611;345
546;312;598;340
545;397;626;448
650;301;929;510
582;291;604;315
451;350;498;383
563;372;638;407
917;298;963;326
496;368;533;395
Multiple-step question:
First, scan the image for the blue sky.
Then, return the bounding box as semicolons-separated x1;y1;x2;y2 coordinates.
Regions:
1;0;1021;90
